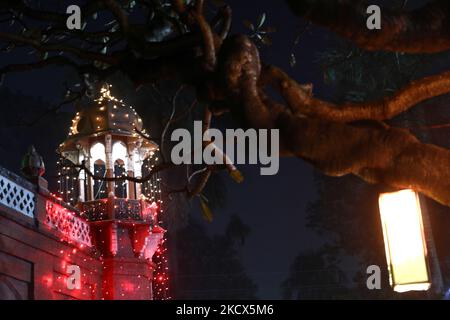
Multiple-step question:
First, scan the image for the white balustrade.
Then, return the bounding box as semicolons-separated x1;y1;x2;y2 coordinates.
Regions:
0;174;35;218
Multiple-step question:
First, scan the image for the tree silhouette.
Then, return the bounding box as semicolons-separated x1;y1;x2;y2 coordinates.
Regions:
171;216;257;299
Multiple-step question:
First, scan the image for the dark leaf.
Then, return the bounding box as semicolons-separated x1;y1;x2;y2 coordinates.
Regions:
199;195;214;223
261;35;272;46
257;13;266;29
243;20;254;31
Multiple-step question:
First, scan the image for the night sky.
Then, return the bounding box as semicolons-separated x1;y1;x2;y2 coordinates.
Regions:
0;0;437;299
202;0;333;298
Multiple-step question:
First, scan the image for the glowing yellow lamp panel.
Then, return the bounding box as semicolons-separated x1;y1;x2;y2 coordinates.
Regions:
378;189;431;293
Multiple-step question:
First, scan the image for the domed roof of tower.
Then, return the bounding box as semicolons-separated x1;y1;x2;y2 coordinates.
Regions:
60;85;157;152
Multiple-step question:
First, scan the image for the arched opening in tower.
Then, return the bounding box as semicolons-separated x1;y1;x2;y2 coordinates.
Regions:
93;159;107;200
114;159;127;198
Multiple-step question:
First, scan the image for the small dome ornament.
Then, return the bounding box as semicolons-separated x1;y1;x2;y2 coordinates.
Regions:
21;145;46;179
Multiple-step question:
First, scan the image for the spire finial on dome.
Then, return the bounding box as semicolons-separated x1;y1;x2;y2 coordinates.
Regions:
96;83;120;103
100;83;111;97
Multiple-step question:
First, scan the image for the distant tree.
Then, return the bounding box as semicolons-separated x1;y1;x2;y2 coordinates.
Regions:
281;247;350;300
225;213;251;246
171;215;257;299
306;174;394;298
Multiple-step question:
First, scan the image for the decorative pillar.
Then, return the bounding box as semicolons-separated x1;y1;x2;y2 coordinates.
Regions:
134;140;143;198
76;143;86;203
105;134;116;223
105;134;115;197
78;153;86;203
78;175;85;202
86;156;94;201
127;141;136;199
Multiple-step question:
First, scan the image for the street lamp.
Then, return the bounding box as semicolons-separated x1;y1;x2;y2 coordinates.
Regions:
378;189;431;293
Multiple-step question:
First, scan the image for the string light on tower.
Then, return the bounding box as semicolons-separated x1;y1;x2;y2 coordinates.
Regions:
142;149;171;300
55;83;169;300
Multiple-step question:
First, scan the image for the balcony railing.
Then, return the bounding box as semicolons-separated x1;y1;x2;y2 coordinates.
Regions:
0;167;35;218
45;200;92;248
80;198;157;223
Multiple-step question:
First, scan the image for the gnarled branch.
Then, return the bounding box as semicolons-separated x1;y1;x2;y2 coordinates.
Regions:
263;65;450;122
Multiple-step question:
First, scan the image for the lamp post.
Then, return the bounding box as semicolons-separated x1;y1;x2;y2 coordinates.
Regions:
378;189;431;293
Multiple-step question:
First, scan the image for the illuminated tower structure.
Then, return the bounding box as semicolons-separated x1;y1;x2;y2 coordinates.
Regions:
57;85;165;299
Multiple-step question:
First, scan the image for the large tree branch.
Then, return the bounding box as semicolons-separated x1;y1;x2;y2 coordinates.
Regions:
1;0;450;207
209;34;450;206
286;0;450;53
278;114;450;206
194;0;218;71
262;65;450;122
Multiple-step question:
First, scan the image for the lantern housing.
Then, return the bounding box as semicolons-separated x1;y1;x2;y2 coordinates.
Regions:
378;189;431;293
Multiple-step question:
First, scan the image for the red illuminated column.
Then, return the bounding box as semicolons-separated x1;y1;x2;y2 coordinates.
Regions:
102;224;157;300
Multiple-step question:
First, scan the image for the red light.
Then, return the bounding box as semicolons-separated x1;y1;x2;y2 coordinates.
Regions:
122;282;135;292
42;275;53;287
